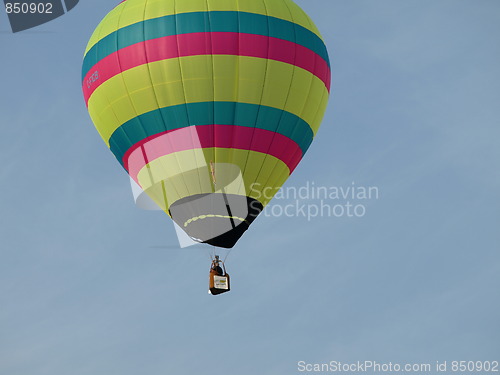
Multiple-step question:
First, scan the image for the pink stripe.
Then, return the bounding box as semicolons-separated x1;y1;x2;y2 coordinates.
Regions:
82;32;331;105
125;125;302;184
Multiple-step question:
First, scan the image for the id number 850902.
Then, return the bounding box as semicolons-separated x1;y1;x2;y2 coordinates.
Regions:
5;2;53;14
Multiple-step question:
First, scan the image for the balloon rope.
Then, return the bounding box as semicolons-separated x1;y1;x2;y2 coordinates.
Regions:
223;249;232;264
210;161;216;260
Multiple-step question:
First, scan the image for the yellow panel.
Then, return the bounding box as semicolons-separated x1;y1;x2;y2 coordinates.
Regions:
238;152;268;200
179;55;215;104
300;77;328;134
174;0;207;14
183;79;216;105
120;64;157;119
85;3;125;54
261;60;294;110
222;148;251;198
263;0;291;23
120;65;152;92
284;65;314;115
254;156;280;190
149;57;183;84
85;16;104;55
118;0;148;30
189;148;212;194
136;148;290;208
97;95;136;131
213;55;238;100
311;88;330;136
254;156;290;204
128;88;160;118
179;55;214;81
87;55;328;145
269;163;292;201
208;0;267;15
88;106;109;143
89;104;119;143
235;57;267;105
144;0;176;22
152;81;186;110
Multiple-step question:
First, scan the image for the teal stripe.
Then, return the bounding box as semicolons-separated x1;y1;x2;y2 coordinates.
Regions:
109;102;314;169
82;11;329;81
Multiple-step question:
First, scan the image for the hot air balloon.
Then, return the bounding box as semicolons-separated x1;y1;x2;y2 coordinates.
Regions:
82;0;330;252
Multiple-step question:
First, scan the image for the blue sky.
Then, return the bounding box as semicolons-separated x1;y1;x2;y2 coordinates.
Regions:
0;1;499;374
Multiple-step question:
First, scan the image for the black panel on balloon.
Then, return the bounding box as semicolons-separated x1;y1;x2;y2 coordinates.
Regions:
169;194;263;248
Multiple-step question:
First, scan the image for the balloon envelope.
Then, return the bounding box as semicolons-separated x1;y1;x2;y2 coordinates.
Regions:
82;0;330;247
